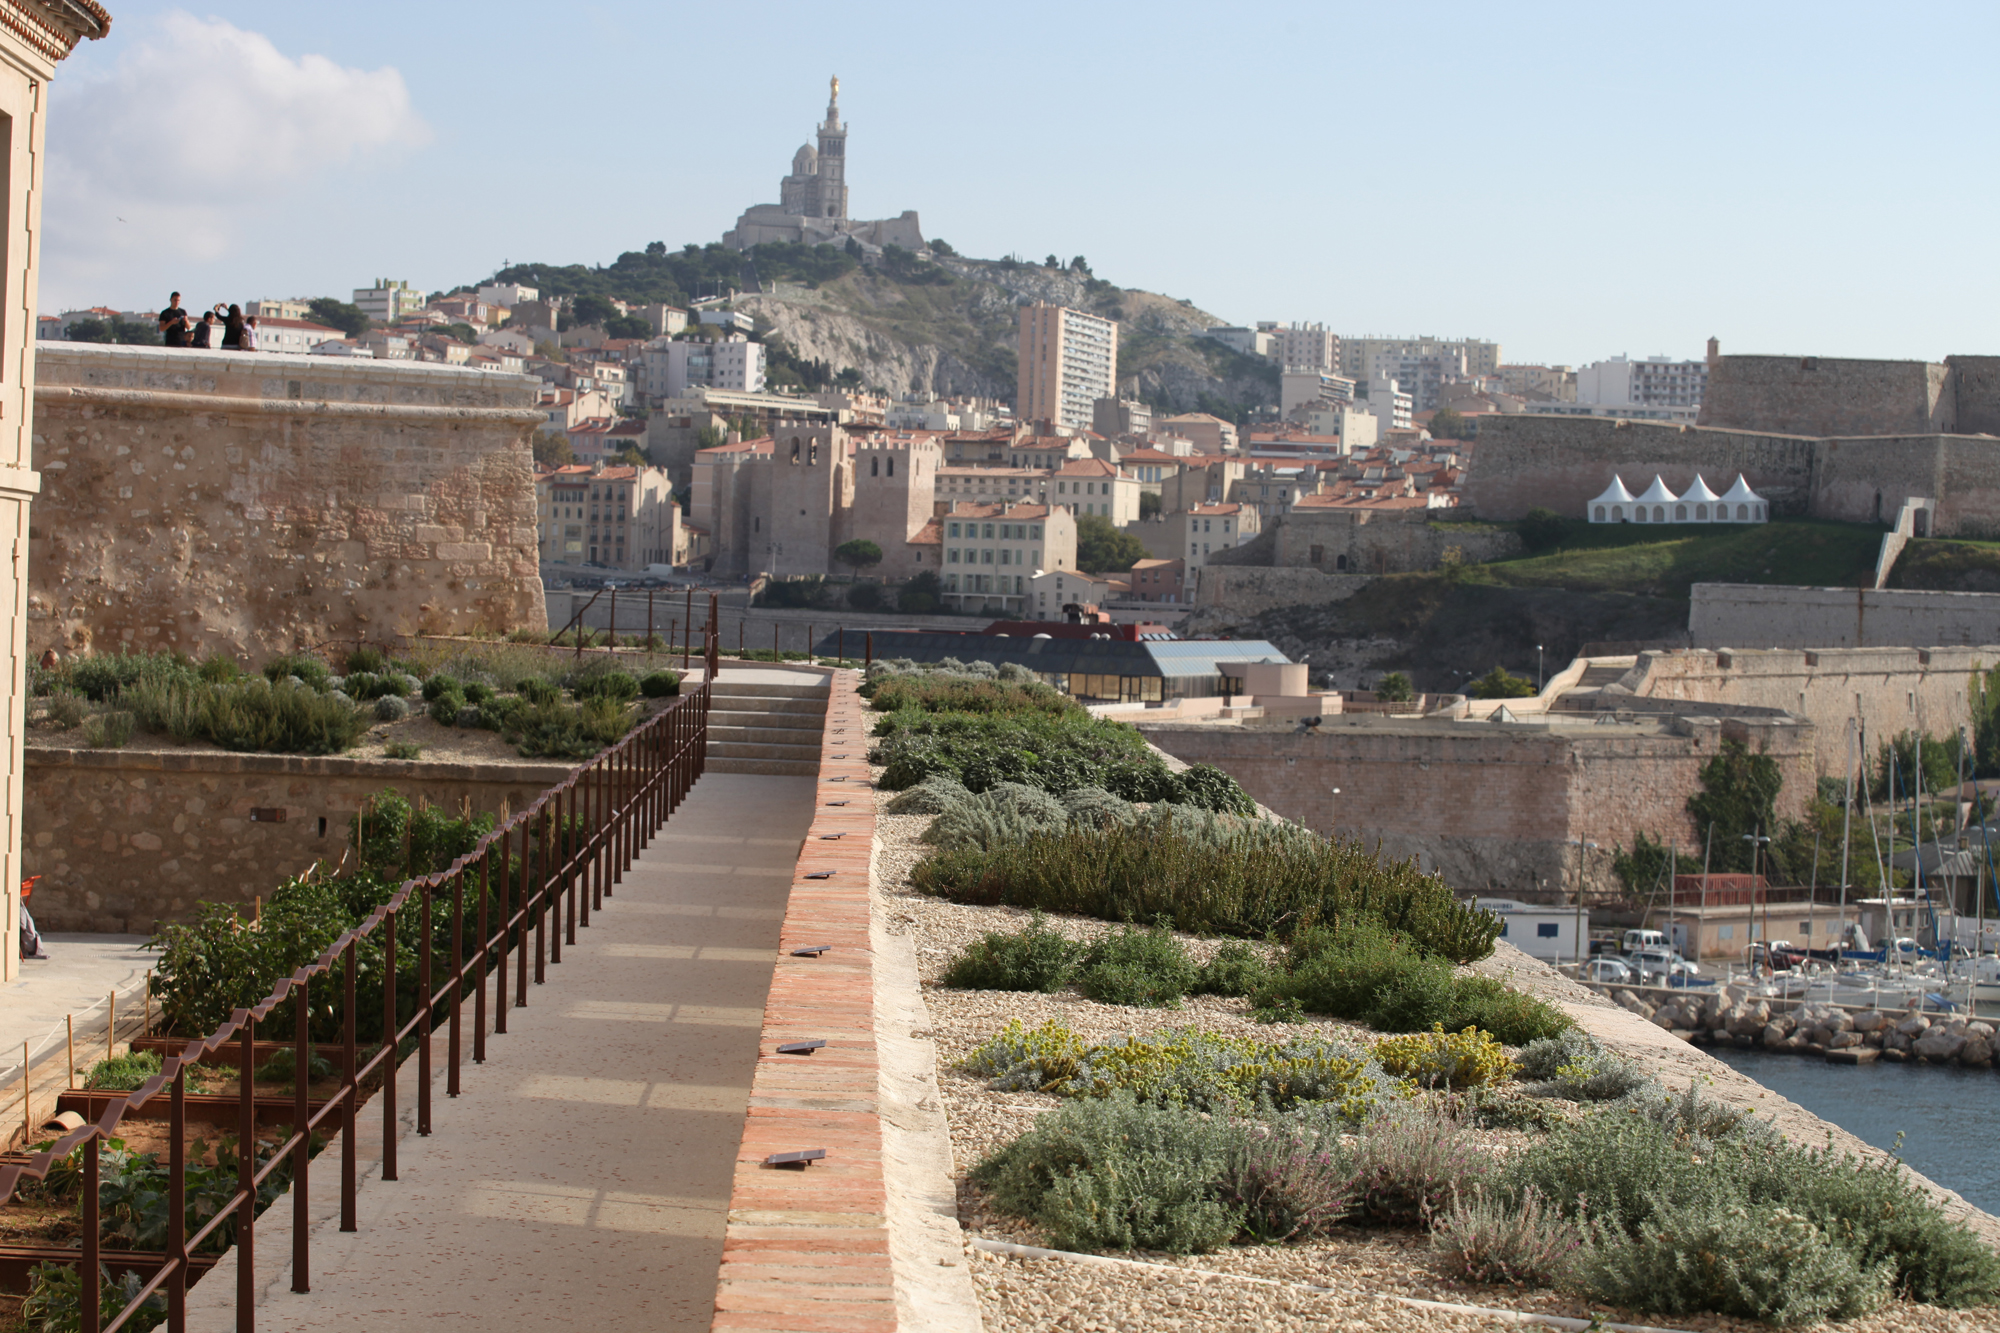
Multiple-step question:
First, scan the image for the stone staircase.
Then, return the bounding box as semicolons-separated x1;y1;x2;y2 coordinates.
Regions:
1551;662;1634;713
704;676;830;776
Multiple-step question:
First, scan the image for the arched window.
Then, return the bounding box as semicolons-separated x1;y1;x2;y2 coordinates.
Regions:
1754;503;1765;520
1695;504;1708;521
871;457;879;477
886;457;895;478
1635;506;1648;523
1737;504;1748;520
1336;554;1348;570
1594;505;1606;522
809;440;819;465
1654;505;1665;522
1612;505;1625;521
1674;504;1687;521
789;438;800;463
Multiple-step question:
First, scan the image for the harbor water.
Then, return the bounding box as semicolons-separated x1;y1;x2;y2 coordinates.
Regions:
1707;1044;2000;1214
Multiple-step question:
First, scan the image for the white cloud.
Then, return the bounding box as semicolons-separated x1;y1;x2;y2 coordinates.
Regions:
43;12;429;292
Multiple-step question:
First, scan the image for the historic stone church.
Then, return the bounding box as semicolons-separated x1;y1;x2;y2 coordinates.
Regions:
722;78;926;254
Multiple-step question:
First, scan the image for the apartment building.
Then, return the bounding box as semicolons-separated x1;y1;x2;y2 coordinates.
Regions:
1364;377;1415;434
1229;463;1331;521
1341;335;1500;387
246;298;316;323
1017;304;1118;431
1155;413;1237;454
1499;363;1577;402
939;501;1079;612
1092;396;1153;439
535;462;682;570
477;282;539;308
1202;326;1275;358
352;279;427;324
1029;568;1126;617
1281;369;1357;419
1123;557;1189;605
254;318;343;355
1266;321;1339;373
1138;503;1261;566
1576;354;1707;412
650;336;767;398
1051;457;1141;523
935;466;1048;508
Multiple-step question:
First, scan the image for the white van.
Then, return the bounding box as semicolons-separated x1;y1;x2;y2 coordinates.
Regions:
1621;929;1668;956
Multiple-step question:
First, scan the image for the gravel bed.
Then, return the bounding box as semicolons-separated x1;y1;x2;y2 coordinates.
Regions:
870;765;2000;1333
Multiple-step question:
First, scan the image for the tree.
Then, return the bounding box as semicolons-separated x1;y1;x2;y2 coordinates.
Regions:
568;295;616;328
64;316;153;344
613;443;648;467
1069;255;1091;276
846;237;864;259
1075;514;1146;574
1044;254;1060;269
846;582;883;610
1468;665;1536;700
530;431;574;467
1686;739;1784;873
1517;506;1568;553
604;315;651;341
645;240;667;257
834;538;883;575
1611;831;1674;900
307;297;370;338
897;570;941;613
930;238;956;257
1376;672;1413;702
694;424;729;451
435;322;479;343
1138;492;1162;521
1429;408;1476;440
834;367;865;391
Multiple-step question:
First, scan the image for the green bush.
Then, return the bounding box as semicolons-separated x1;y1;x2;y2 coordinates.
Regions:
462;681;495;705
867;671;1075;718
59;650;196;702
82;1049;163;1091
23;1262;166;1333
939;912;1081;992
1431;1185;1581;1287
884;774;972;815
923;782;1068;853
1192;940;1272;997
970;1094;1246;1253
518;677;560;705
501;697;634;760
1517;1030;1650;1101
912;822;1501;959
1345;1103;1491;1226
422;674;461;703
374;695;410;722
639;670;681;698
1059;785;1138;829
870;706;1161;795
253;1047;337;1083
1219;1122;1354;1243
383;741;422;760
44;690;86;729
570;669;639;704
199;656;243;684
1076;921;1197;1008
122;678;370;755
1174;763;1256;815
82;710;136;748
345;647;389;675
262;653;331;689
427;692;465;727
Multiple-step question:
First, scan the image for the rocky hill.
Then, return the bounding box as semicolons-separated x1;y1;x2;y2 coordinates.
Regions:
478;243;1280;419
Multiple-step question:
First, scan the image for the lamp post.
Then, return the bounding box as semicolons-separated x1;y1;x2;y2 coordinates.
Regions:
1574;837;1599;968
1327;787;1340;838
1537;644;1545;694
1743;828;1772;974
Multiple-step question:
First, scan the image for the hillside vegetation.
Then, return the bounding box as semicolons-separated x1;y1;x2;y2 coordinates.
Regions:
1887;539;2000;592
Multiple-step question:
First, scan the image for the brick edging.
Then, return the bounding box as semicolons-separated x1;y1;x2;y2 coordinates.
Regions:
712;669;897;1333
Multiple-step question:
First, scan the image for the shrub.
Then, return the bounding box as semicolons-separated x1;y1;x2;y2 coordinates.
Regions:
262;653;331;689
81;710;136;748
345;647;389;675
970;1094;1245;1253
122;678;370;755
1174;763;1256;816
518;677;560;705
45;690;85;729
374;695;410;722
1192;940;1272;997
198;656;243;684
462;681;495;705
570;669;639;704
1517;1030;1650;1101
383;741;422;760
23;1262;167;1333
1076;921;1198;1008
1102;759;1182;803
1373;1025;1516;1090
501;697;635;760
455;704;483;729
83;1049;163;1091
912;822;1501;959
422;674;461;703
884;774;972;815
1060;785;1137;830
939;913;1082;993
427;693;465;727
64;650;197;702
1345;1103;1491;1226
868;672;1076;718
846;581;883;610
1219;1121;1353;1243
1445;976;1574;1046
924;782;1068;853
1431;1185;1581;1287
639;670;681;698
253;1047;337;1083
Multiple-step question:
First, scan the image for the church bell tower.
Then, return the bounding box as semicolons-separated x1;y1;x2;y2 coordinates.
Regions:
815;75;849;221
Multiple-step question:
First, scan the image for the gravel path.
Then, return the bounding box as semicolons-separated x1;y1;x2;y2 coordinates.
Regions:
870;765;2000;1333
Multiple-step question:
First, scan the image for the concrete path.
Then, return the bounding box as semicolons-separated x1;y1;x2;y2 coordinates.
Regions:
191;772;816;1332
0;933;156;1095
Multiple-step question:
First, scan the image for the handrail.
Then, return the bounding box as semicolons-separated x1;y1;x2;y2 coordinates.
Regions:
0;597;722;1332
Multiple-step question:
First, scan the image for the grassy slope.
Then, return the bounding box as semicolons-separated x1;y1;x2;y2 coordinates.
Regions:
1887;539;2000;592
1452;518;1883;598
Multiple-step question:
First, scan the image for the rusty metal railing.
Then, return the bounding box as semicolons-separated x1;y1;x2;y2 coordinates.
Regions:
0;603;722;1332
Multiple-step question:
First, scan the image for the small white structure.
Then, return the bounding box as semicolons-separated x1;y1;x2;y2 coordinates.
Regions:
1586;471;1768;524
1472;897;1587;964
1630;474;1678;524
1717;473;1768;523
1587;475;1636;523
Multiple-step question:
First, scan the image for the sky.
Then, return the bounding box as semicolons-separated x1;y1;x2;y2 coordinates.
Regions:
38;1;2000;367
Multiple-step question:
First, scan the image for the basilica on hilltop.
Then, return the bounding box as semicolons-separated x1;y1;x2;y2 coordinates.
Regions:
722;78;926;254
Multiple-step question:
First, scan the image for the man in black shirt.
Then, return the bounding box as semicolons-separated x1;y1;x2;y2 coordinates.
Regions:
158;291;189;347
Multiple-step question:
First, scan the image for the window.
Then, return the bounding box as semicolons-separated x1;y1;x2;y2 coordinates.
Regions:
1594;505;1606;521
887;457;895;477
948;522;961;538
982;549;994;564
1695;503;1708;520
1719;925;1734;940
1310;544;1325;564
983;523;995;538
871;457;879;476
1674;503;1687;521
1536;923;1560;938
948;549;959;564
1032;525;1042;539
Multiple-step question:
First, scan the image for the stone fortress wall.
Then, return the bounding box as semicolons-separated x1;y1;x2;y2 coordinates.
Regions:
30;344;549;660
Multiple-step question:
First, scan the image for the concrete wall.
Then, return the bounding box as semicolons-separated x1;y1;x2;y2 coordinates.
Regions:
1141;714;1813;896
1688;584;2000;653
1700;355;1954;437
23;745;574;933
1622;643;1999;778
30;344;548;660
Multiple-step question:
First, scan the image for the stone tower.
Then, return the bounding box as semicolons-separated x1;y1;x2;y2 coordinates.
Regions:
814;75;848;221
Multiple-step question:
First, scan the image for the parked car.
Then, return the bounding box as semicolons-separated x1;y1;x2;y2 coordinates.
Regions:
1629;948;1700;982
1584;957;1634;984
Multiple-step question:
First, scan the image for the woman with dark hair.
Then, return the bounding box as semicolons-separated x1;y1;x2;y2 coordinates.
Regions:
216;302;245;350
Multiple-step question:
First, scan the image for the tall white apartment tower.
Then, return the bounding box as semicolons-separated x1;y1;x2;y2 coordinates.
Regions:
1017;304;1119;432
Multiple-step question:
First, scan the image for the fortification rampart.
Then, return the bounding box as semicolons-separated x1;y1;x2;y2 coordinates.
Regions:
30;344;548;659
1687;585;2000;654
1140;713;1813;895
1699;355;1954;437
1195;565;1378;615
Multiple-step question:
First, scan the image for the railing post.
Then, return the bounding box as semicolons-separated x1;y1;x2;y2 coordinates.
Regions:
493;839;509;1035
516;821;530;1009
170;1064;187;1323
341;939;358;1231
382;910;397;1182
684;586;693;671
419;881;433;1135
449;870;464;1095
533;816;547;985
82;1133;99;1333
294;967;311;1293
546;811;562;968
474;858;490;1059
237;1019;256;1328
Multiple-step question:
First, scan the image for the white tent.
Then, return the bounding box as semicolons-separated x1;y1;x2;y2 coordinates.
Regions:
1630;475;1679;524
1677;473;1723;522
1717;474;1768;523
1587;475;1636;523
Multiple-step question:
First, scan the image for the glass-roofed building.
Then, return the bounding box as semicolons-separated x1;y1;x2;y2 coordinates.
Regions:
813;628;1292;703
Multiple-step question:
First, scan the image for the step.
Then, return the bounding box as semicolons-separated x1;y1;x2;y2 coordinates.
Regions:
711;725;829;747
705;681;831;700
707;695;828;717
705;756;822;777
710;711;825;731
709;740;825;762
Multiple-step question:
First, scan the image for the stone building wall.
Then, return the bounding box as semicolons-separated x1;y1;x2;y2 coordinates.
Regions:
1687;586;2000;655
1140;714;1813;896
24;744;575;933
1699;355;1954;437
29;344;549;661
1195;565;1378;615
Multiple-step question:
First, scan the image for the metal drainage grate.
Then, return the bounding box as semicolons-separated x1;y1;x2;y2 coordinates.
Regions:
776;1040;826;1055
764;1149;826;1168
790;944;832;957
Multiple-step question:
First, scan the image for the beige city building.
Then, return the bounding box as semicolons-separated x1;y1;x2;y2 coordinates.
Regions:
1156;411;1238;454
1340;334;1501;383
1016;303;1118;431
536;463;683;570
1137;502;1262;566
934;465;1048;509
1051;457;1142;524
940;502;1077;612
2;0;108;980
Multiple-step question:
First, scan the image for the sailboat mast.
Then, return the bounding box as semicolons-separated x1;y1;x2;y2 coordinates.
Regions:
1840;714;1855;957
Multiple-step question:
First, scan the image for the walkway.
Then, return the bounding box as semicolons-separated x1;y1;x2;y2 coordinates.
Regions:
190;771;818;1332
1;933;156;1114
